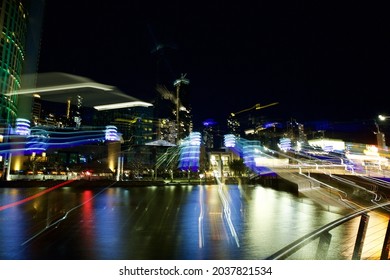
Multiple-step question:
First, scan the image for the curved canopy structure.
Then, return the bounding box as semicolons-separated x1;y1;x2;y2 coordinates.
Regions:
13;72;153;111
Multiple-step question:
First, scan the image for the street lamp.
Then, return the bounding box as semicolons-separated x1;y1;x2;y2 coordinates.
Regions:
375;114;389;149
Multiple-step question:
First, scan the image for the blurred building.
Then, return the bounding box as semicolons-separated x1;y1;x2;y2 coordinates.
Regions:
173;74;192;141
154;74;193;144
0;0;26;124
95;106;155;146
1;1;33;124
0;0;45;178
0;0;45;124
3;72;154;179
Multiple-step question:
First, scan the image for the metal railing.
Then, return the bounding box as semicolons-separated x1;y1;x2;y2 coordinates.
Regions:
266;201;390;260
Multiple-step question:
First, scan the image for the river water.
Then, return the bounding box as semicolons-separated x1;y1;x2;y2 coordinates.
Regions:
0;182;371;260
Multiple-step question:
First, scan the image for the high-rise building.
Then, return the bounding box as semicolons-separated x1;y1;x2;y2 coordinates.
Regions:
0;0;28;124
173;73;192;141
95;105;155;146
0;0;45;180
0;0;44;125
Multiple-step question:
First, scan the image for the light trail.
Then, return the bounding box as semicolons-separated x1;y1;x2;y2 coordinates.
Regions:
198;185;205;248
0;180;73;212
214;175;240;247
0;127;108;154
20;181;117;246
329;174;381;201
6;82;113;96
218;184;240;247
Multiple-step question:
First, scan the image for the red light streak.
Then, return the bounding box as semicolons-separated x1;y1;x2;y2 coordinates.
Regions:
0;180;73;212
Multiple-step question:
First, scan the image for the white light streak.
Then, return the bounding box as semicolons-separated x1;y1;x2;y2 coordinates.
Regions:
6;82;114;96
198;185;205;248
93;101;153;111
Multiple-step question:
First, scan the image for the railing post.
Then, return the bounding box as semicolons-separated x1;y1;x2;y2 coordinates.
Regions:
316;232;332;259
352;213;370;260
380;219;390;260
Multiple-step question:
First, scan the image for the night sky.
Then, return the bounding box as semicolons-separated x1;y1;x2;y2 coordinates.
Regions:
38;1;390;130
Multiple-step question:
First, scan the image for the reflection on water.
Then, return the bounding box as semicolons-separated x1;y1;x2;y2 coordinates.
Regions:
0;183;386;260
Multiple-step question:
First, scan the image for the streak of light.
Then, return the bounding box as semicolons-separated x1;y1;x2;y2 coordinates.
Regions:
198;185;205;248
0;180;73;211
6;82;114;96
0;128;109;154
329;174;381;201
20;181;117;246
94;101;153;111
0;180;73;212
215;176;240;247
298;172;351;204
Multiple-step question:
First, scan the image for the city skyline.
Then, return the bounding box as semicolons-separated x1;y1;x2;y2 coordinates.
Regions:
1;2;390;270
38;1;389;130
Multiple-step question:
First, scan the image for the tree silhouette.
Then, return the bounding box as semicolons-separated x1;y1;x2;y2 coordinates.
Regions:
228;158;247;177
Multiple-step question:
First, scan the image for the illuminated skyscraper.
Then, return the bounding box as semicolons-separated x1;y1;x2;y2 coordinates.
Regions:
0;0;28;124
0;0;44;179
0;0;44;125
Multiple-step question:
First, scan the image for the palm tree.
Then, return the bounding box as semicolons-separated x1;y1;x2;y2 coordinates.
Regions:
228;158;247;177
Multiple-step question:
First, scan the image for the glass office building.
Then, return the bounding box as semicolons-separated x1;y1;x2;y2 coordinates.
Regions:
0;0;28;125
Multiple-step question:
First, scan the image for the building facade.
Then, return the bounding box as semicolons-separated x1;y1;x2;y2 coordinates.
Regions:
0;0;28;124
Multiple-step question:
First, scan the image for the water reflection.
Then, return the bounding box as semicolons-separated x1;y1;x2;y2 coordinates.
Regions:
80;190;95;258
0;183;384;260
0;204;27;259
